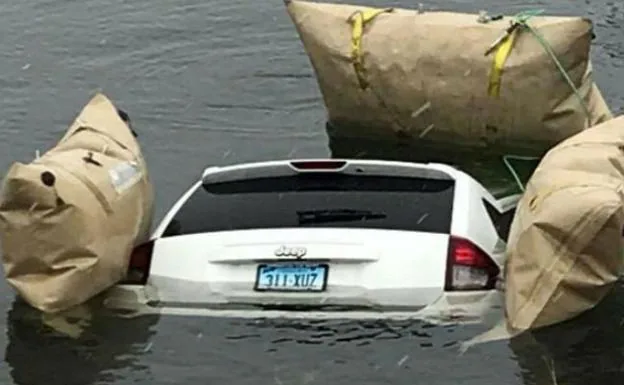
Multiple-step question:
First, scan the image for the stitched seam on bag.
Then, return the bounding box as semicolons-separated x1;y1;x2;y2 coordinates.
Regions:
528;203;620;326
41;159;114;215
545;141;624;158
514;197;618;327
526;181;618;210
67;124;141;160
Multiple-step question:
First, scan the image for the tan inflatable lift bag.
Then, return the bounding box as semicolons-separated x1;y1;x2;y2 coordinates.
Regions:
505;115;624;331
0;93;154;314
285;0;612;155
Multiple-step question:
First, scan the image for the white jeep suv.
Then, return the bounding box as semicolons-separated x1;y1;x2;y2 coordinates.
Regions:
105;159;520;323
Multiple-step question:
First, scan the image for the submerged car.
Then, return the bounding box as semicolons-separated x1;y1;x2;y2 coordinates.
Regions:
105;158;520;322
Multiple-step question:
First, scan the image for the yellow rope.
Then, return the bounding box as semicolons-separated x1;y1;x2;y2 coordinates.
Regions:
487;28;520;97
347;7;394;89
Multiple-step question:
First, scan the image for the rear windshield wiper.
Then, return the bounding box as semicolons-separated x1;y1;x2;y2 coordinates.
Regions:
297;209;387;224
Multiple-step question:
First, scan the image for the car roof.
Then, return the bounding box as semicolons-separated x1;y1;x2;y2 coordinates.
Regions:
199;158;469;185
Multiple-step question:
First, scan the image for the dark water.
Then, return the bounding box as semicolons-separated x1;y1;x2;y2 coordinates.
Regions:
0;0;623;383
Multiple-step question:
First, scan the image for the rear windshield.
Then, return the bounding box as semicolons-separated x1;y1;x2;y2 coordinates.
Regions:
161;173;455;237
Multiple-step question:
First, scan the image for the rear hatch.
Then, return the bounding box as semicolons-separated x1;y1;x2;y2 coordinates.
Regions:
128;160;496;310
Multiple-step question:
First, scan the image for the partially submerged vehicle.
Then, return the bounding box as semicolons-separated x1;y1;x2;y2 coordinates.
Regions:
106;158;521;323
281;0;624;330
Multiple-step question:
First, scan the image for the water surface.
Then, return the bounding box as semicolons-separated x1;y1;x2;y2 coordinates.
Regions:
0;0;623;383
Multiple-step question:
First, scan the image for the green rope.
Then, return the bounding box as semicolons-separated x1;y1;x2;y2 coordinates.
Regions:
501;9;590;193
502;154;540;193
512;9;544;22
512;9;591;120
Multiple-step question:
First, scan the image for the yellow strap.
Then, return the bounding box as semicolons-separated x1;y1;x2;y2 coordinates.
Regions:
487;28;519;97
348;8;393;89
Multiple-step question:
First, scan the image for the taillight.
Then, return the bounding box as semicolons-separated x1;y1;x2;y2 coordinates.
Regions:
122;240;155;285
289;160;347;171
445;236;500;291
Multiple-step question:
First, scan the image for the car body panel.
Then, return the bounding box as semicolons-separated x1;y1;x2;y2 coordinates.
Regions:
105;159;521;323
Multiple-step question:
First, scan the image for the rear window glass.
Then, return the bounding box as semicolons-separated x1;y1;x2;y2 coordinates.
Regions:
161;173;455;237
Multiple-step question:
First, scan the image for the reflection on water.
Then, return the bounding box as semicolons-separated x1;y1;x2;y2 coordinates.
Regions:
508;281;624;384
4;298;159;385
6;284;624;385
236;317;457;348
0;0;620;382
327;126;540;198
137;314;515;385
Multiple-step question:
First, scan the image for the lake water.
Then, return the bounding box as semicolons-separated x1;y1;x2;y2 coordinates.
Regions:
0;0;623;383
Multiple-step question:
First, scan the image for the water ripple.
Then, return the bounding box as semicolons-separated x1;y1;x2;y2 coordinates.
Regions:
0;0;623;383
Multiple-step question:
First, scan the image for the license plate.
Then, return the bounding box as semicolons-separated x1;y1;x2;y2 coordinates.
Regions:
254;263;328;292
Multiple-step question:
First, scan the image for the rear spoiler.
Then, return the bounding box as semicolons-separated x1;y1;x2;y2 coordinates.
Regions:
201;160;455;185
